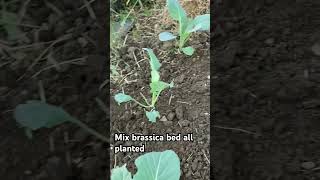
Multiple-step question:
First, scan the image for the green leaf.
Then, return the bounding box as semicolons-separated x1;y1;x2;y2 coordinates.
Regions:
115;93;133;105
167;0;188;34
133;150;181;180
181;46;195;56
145;110;160;123
150;81;172;94
159;32;177;41
186;14;210;33
167;0;187;22
151;70;160;83
143;48;161;71
111;164;133;180
14;101;72;131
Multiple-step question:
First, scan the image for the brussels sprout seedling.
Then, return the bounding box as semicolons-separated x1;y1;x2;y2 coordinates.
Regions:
159;0;210;56
114;48;173;122
14;100;109;142
111;150;181;180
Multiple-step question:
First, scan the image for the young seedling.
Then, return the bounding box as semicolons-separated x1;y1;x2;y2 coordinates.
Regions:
159;0;210;56
111;150;181;180
13;100;109;142
114;48;173;122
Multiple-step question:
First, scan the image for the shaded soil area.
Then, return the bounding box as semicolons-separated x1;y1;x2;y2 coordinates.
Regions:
110;7;210;180
213;0;320;179
1;1;109;179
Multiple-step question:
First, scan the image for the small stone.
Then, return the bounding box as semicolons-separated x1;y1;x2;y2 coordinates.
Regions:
311;43;320;56
301;161;315;170
159;116;168;122
175;74;185;84
162;41;174;49
191;160;198;171
77;37;88;47
175;106;184;120
127;46;136;53
167;112;176;121
265;38;274;45
178;120;190;127
24;170;32;175
163;121;173;126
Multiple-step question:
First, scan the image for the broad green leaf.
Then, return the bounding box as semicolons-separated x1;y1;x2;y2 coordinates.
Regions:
150;81;172;94
159;32;176;41
151;70;160;83
133;150;181;180
186;14;210;33
143;48;161;71
111;164;133;180
145;110;160;123
167;0;187;22
167;0;188;34
181;46;195;56
115;93;133;105
14;101;72;130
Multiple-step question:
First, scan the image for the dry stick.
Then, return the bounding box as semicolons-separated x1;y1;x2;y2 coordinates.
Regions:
0;20;41;28
31;57;86;78
78;0;96;10
7;41;55;51
69;117;109;143
16;34;72;81
18;0;31;23
0;61;10;68
49;135;55;152
45;0;64;17
214;125;260;135
64;132;72;167
99;79;109;91
95;97;108;115
132;51;141;68
83;0;96;19
202;149;210;164
28;33;72;70
47;49;61;71
38;80;46;102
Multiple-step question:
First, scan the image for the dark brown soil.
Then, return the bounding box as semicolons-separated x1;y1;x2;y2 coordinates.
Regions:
213;0;320;179
110;7;210;180
1;1;109;180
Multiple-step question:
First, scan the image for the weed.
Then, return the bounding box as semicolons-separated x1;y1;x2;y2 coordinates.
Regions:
159;0;210;56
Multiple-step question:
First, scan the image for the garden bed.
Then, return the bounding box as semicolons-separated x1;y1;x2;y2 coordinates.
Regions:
110;2;210;180
213;0;320;179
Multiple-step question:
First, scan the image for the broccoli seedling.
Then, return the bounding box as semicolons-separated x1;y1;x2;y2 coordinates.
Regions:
159;0;210;56
114;48;173;122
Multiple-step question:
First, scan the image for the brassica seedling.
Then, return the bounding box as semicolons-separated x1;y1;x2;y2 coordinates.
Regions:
159;0;210;56
13;100;109;142
111;150;181;180
114;48;173;122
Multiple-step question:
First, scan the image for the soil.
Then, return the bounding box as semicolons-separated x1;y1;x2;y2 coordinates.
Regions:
1;1;109;180
110;5;210;180
213;0;320;179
